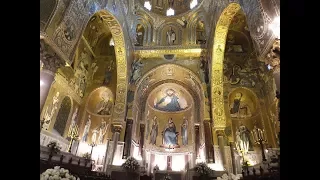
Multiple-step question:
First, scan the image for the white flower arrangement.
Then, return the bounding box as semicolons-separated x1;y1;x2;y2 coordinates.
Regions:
82;152;91;160
217;173;241;180
194;162;213;176
40;166;80;180
122;156;140;171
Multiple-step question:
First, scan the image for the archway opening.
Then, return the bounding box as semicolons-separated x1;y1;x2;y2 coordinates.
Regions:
53;96;72;137
210;3;241;131
211;3;277;173
70;10;128;167
131;64;206;173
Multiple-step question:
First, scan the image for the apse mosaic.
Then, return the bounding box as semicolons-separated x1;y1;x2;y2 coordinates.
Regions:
145;110;193;150
149;85;191;113
228;88;257;119
145;83;194;151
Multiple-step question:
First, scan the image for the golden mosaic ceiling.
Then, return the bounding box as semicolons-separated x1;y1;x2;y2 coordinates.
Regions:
228;10;249;32
138;0;203;16
225;10;253;55
82;14;112;49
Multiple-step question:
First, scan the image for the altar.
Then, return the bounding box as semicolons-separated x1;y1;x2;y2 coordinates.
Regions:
144;149;195;175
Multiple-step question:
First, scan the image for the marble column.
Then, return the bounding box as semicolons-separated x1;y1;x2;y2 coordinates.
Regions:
152;29;157;45
194;125;200;159
40;41;65;114
185;154;189;170
229;142;237;174
217;133;226;168
139;124;145;158
103;139;111;172
274;68;280;123
150;153;155;174
110;125;122;165
203;121;214;163
167;156;172;171
123;119;133;159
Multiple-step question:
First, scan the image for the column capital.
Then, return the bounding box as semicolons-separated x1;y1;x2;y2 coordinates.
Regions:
111;124;123;133
216;130;225;137
40;40;65;73
140;123;145;129
126;119;133;124
213;126;224;133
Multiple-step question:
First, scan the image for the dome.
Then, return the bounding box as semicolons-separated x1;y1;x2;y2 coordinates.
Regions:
139;0;203;17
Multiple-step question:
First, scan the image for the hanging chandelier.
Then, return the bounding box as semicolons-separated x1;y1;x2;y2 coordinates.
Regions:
269;16;280;39
166;7;174;16
144;1;152;11
190;0;198;9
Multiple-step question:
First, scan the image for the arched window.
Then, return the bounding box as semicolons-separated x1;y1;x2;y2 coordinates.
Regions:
54;96;72;136
109;38;115;46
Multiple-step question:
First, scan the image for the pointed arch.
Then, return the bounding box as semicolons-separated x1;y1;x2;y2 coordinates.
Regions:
79;10;128;121
133;11;154;46
211;3;241;130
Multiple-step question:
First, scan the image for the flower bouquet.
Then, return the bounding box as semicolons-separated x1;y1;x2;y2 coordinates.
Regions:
217;173;241;180
121;156;140;180
47;141;61;155
40;166;80;180
82;152;91;160
194;162;213;179
122;156;140;172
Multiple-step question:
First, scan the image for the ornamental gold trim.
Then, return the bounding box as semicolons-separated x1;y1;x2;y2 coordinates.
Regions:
99;11;128;121
211;3;241;129
135;47;204;58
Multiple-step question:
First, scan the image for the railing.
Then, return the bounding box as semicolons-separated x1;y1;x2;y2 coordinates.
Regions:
41;145;114;180
40;145;93;170
185;169;226;180
241;157;280;180
241;168;279;180
40;130;69;152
